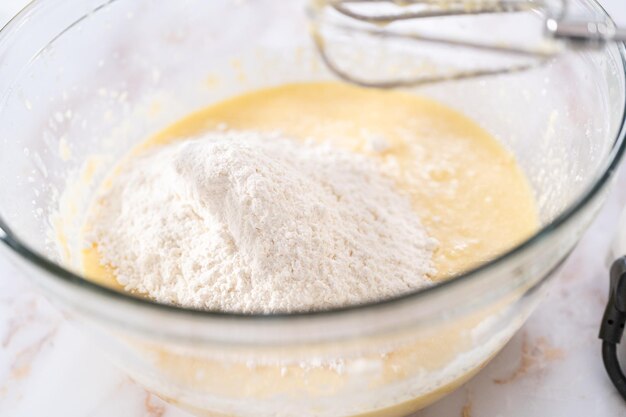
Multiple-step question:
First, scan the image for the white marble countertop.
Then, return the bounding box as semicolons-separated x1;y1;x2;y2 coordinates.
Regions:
2;1;626;416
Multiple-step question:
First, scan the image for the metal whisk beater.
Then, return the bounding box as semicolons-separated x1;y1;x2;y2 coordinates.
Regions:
311;0;626;88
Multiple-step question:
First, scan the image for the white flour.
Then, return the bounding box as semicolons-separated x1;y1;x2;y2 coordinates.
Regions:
85;130;437;313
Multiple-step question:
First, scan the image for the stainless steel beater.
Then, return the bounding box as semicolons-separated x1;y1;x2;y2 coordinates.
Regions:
310;0;626;88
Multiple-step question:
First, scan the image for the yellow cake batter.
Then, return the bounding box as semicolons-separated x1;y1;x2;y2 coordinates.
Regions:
79;82;539;417
83;82;537;288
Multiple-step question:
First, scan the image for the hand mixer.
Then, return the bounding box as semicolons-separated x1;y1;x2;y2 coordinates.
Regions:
310;0;626;88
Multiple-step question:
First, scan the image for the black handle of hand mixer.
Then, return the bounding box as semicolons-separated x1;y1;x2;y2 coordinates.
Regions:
600;256;626;400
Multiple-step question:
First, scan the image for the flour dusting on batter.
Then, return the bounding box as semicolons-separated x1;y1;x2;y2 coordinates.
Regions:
85;130;438;313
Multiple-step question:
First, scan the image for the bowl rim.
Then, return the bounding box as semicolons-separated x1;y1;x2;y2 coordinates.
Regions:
1;0;626;322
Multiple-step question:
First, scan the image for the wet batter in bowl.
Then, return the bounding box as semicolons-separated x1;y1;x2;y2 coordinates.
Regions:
77;82;539;417
82;82;538;296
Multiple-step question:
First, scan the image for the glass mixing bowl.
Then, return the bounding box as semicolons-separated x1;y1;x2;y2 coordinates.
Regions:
0;0;625;416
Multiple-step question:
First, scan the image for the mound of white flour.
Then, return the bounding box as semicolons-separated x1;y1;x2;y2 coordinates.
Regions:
86;131;437;313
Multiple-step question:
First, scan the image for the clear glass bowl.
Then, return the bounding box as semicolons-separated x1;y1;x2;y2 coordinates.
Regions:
0;1;625;416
